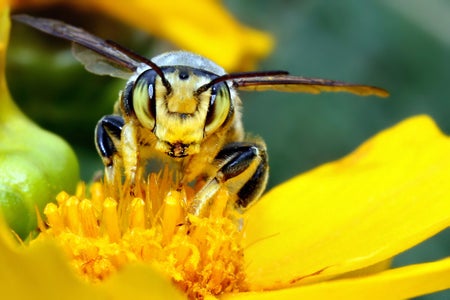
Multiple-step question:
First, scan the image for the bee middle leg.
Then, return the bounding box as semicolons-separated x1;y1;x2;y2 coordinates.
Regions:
188;141;268;216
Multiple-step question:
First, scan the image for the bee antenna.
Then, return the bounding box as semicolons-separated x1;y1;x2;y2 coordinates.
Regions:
106;40;172;93
195;70;289;95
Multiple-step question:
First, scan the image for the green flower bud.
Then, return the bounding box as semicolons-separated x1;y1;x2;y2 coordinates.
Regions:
0;8;79;239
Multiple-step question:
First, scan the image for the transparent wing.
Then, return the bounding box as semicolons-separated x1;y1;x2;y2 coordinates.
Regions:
71;44;135;79
13;14;143;78
233;75;389;97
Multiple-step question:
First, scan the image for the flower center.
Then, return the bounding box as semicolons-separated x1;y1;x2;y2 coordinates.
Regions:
36;169;247;298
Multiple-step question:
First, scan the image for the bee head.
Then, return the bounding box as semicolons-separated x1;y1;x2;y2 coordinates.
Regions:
123;63;234;158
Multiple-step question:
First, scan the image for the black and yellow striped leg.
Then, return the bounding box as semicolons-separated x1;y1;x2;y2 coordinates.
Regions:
188;141;268;216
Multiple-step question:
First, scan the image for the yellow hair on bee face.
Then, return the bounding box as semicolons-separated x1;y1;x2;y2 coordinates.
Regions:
162;71;211;114
154;105;207;144
150;70;213;155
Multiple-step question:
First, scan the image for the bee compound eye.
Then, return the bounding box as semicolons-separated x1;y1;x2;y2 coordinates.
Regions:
132;69;158;130
204;83;231;135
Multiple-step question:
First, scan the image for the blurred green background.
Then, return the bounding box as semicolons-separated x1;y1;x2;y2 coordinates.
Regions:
6;1;450;298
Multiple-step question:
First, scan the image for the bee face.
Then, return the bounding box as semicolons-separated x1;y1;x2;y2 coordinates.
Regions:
129;65;233;158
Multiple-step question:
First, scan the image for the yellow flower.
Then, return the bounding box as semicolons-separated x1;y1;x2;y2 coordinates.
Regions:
1;3;449;300
2;115;450;299
10;0;273;71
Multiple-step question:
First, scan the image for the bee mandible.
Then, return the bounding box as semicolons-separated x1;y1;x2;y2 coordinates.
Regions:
14;15;388;216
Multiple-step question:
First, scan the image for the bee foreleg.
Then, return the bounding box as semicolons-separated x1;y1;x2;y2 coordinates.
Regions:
95;115;124;185
120;121;141;186
188;141;268;216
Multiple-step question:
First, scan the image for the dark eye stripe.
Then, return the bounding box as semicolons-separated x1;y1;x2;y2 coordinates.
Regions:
147;81;156;119
205;85;218;126
203;82;232;136
148;82;154;99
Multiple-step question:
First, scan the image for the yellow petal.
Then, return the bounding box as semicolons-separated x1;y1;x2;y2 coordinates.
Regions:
0;219;107;299
101;265;186;300
0;215;186;299
222;257;450;300
92;0;273;71
243;115;450;289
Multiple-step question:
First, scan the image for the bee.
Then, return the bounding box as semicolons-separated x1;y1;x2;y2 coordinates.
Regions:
14;15;388;216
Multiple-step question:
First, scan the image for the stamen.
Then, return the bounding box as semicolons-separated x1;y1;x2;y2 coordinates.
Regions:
37;169;247;299
162;190;184;245
209;188;230;218
43;203;62;234
129;198;145;230
103;197;120;242
79;199;99;238
64;196;80;233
